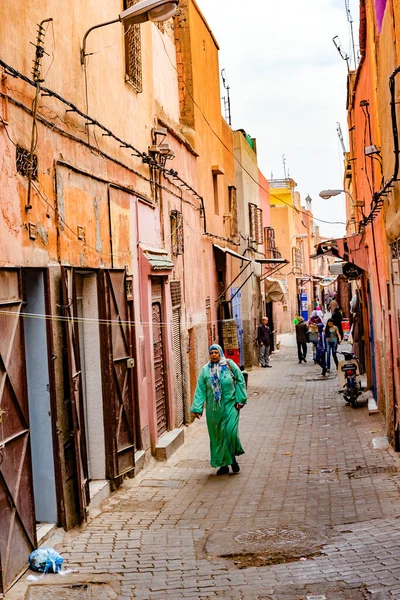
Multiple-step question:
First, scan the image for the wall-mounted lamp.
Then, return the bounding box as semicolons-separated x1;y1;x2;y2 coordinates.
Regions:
291;233;308;242
81;0;180;64
319;188;364;208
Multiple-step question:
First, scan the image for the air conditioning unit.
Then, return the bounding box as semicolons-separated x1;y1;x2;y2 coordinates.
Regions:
329;260;344;275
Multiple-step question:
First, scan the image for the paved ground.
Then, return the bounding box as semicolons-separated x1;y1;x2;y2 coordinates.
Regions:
7;339;400;599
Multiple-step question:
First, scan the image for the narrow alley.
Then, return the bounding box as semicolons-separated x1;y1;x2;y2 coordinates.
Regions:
8;339;400;600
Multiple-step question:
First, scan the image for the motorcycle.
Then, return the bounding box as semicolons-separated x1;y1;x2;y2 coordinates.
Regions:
338;351;363;407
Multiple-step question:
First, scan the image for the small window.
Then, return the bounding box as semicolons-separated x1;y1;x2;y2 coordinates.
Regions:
171;210;184;255
229;186;238;238
124;0;143;93
292;247;302;269
249;203;256;241
249;204;263;244
16;145;38;180
213;174;219;216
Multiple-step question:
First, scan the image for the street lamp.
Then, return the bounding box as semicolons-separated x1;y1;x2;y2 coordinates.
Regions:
81;0;180;64
319;188;362;207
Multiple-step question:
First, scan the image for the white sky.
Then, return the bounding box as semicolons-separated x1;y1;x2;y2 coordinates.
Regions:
196;0;360;239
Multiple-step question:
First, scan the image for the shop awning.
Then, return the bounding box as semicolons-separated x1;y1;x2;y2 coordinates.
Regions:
213;244;252;262
265;278;287;303
144;250;174;271
255;258;289;265
310;234;368;271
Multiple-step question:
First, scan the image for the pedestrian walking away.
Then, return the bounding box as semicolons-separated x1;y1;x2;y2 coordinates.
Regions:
190;344;247;475
316;322;327;375
295;316;308;363
325;318;342;371
308;310;323;363
257;316;272;367
331;304;344;339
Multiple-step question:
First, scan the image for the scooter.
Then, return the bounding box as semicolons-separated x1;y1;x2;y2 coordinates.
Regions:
338;351;363;408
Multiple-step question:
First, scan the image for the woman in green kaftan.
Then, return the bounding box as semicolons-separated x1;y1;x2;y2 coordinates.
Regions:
190;344;247;475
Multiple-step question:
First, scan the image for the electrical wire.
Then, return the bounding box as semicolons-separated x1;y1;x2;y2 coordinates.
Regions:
0;308;226;329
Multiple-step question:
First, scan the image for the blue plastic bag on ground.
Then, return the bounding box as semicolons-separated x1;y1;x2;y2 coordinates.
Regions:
28;548;64;573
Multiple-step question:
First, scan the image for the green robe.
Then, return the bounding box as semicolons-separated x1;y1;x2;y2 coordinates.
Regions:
190;360;247;468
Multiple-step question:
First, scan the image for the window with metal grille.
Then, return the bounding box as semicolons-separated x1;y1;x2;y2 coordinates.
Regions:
391;238;400;259
229;185;238;238
256;207;263;244
292;247;303;269
171;210;184;255
124;0;143;93
264;227;282;259
16;145;38;179
170;281;182;307
249;203;256;241
249;204;263;244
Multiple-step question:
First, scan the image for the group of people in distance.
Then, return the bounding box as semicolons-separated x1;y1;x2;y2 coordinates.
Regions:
295;300;344;376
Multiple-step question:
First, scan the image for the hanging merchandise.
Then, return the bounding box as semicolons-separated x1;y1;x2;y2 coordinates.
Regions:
265;278;287;303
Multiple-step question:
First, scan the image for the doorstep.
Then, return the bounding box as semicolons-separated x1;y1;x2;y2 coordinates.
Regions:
134;449;146;473
89;479;111;509
155;428;185;461
36;522;57;546
368;395;379;415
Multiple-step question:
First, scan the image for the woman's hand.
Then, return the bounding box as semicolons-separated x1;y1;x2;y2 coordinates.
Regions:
235;403;245;410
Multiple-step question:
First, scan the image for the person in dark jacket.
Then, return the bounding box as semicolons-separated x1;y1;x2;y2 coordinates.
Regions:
295;317;308;363
257;317;272;368
331;307;344;339
316;322;327;376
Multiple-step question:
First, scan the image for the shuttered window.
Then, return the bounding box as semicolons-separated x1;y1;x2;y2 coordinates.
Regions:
124;0;143;93
229;186;238;238
249;204;263;244
171;210;184;255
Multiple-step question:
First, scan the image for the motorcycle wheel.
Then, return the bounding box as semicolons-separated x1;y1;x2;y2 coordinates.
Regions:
349;386;358;408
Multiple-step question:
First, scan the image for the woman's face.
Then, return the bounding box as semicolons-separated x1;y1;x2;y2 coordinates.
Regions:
209;349;221;363
328;321;334;327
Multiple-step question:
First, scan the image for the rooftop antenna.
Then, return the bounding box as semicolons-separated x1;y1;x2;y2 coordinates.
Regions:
221;69;232;126
336;122;347;154
344;0;357;70
282;154;287;179
333;36;350;72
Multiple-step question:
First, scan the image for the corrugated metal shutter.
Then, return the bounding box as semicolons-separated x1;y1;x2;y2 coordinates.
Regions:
172;308;185;427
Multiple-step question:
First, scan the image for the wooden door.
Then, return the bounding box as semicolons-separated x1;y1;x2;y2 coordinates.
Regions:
0;269;36;593
100;270;135;484
60;267;90;522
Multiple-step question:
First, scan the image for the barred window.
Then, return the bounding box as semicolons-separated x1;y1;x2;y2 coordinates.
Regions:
171;210;184;255
124;0;143;93
170;281;182;307
292;247;303;269
264;227;282;259
229;186;238;238
16;145;38;179
249;203;263;244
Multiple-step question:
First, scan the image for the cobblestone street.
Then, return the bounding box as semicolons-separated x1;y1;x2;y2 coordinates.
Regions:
8;340;400;599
